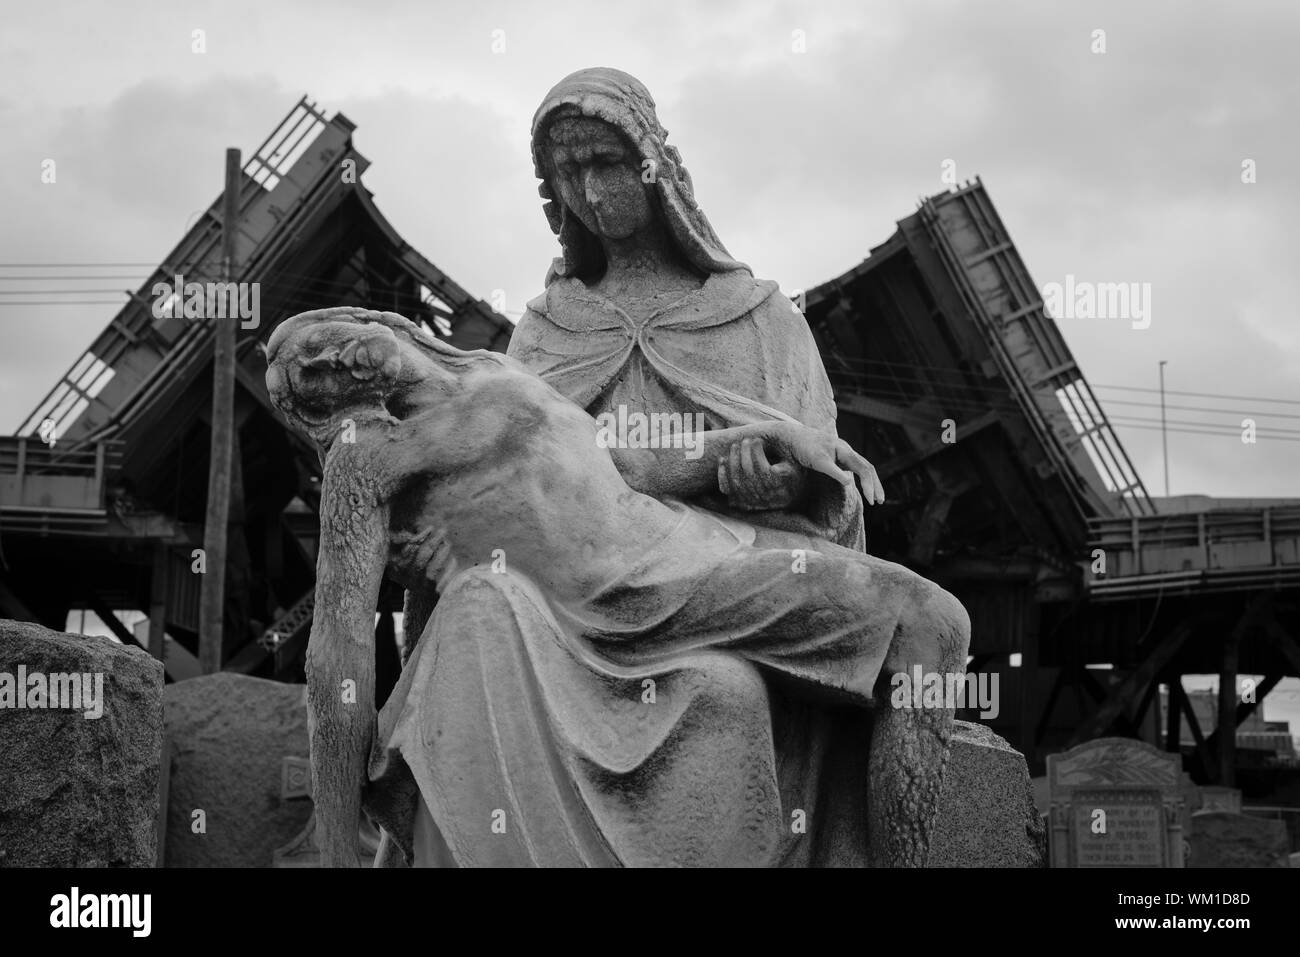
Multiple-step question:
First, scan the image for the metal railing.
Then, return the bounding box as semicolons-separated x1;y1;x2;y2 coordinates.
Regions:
0;437;123;513
1088;506;1300;597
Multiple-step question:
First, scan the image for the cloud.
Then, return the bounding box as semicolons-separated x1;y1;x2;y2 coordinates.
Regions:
1;0;1296;496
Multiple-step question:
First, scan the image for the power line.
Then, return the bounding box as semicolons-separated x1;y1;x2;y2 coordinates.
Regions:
0;300;125;306
0;262;161;268
1093;383;1300;407
829;378;1300;438
1109;413;1299;435
6;310;1262;434
0;289;132;295
823;368;1300;426
817;352;1300;407
1096;397;1300;422
1110;420;1300;443
837;358;1300;407
3;272;1297;430
837;373;1286;418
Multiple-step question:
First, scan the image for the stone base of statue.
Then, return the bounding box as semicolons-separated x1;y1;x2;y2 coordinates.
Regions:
927;721;1047;867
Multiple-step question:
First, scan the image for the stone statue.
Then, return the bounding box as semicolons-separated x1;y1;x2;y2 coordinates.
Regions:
509;68;866;550
266;304;969;867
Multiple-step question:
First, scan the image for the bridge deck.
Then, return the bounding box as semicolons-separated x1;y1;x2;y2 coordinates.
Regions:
1088;504;1300;599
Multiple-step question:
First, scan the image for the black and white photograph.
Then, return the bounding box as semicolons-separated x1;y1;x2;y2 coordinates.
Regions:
0;0;1295;937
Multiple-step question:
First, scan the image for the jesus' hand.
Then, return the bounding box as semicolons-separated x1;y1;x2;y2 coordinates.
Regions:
716;436;805;510
719;423;885;509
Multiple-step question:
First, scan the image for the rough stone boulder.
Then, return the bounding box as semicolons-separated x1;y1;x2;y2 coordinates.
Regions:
0;618;163;867
163;673;311;867
928;720;1047;867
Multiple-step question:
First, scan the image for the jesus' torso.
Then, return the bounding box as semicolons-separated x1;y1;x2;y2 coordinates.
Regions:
383;362;686;603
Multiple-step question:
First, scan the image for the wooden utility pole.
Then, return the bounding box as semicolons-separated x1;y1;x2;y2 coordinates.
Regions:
198;148;241;674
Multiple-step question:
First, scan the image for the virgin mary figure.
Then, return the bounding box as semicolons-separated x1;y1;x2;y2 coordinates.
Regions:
511;67;865;552
365;68;966;867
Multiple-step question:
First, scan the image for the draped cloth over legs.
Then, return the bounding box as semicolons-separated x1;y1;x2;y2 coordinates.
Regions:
366;503;967;867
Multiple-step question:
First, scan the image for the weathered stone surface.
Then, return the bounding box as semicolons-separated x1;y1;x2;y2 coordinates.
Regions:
163;673;311;867
262;67;973;868
929;720;1046;867
1187;811;1290;868
0;618;163;867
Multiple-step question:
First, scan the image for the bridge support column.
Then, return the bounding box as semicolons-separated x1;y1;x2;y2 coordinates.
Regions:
1218;629;1239;787
148;543;169;664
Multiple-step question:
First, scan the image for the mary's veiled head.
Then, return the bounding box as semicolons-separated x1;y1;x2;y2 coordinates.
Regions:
532;67;748;282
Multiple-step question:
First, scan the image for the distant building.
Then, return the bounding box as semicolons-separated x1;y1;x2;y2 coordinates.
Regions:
1161;687;1297;761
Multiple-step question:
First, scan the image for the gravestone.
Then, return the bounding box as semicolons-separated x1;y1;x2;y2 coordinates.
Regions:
1047;737;1185;867
1188;811;1290;867
1197;786;1242;814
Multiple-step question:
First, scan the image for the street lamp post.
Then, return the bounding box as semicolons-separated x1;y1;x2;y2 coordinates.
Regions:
1159;360;1170;498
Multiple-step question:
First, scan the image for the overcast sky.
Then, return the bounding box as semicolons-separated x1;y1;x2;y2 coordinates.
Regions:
3;0;1297;498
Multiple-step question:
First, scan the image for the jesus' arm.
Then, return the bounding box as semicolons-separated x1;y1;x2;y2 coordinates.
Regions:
306;438;390;867
608;419;884;509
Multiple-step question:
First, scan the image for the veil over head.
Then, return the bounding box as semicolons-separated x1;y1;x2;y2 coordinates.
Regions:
531;67;749;281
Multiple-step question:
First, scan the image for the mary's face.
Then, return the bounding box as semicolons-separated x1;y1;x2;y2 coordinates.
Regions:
547;117;654;241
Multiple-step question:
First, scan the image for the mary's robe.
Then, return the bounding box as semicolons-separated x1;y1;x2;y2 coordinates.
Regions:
508;270;864;550
366;270;878;867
